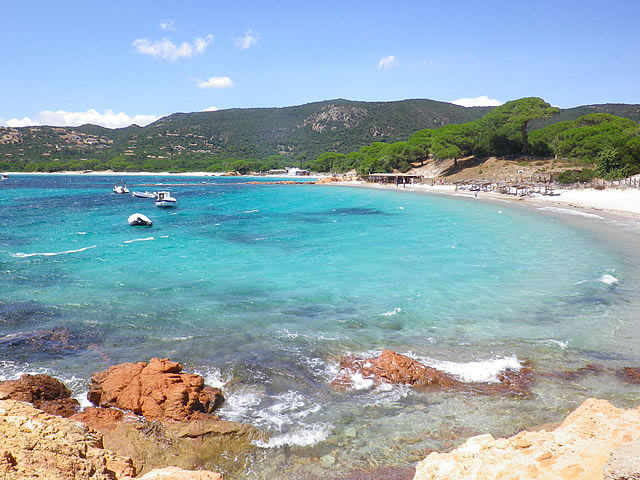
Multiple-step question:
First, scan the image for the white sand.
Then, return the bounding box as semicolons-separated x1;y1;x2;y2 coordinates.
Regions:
336;181;640;218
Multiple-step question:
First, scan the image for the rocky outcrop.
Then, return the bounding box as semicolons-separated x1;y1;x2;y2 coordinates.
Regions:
0;373;79;417
413;398;640;480
618;367;640;384
75;358;263;477
87;358;223;421
0;399;135;480
333;350;533;395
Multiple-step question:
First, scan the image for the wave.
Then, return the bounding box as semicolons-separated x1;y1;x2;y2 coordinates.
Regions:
600;273;619;285
123;237;154;244
537;206;604;219
253;424;331;448
243;209;259;213
12;245;97;258
423;355;522;383
380;307;401;316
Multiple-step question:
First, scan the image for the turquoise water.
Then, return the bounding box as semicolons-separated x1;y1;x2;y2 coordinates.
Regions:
1;175;639;478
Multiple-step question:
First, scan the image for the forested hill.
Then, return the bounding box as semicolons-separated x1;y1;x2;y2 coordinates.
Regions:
0;99;491;172
1;98;639;172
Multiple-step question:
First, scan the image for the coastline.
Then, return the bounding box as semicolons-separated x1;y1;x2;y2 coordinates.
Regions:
328;180;640;225
4;170;329;179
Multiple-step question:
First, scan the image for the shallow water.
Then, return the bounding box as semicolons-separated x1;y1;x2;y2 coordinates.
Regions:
1;175;640;478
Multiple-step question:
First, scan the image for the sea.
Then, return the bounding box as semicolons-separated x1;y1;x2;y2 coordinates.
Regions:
1;174;639;479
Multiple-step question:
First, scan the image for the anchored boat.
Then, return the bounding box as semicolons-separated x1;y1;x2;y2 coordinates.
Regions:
155;191;177;207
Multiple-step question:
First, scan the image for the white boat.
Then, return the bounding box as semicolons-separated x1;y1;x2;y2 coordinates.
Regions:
128;213;153;226
155;191;177;207
113;185;129;194
1;174;8;181
132;191;157;199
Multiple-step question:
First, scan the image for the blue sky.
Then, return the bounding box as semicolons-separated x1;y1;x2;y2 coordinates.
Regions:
1;0;639;128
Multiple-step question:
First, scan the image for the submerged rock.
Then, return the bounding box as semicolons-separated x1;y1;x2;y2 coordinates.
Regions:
0;373;79;417
413;398;640;480
87;357;224;421
617;367;640;384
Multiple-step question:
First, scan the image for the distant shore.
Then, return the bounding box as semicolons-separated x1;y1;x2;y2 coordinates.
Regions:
3;170;328;179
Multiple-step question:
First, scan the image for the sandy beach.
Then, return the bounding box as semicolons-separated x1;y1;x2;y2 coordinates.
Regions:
333;181;640;220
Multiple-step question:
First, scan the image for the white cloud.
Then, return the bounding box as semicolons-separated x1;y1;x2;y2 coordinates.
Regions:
159;19;176;31
198;76;233;89
132;34;213;61
2;109;160;129
5;117;36;128
450;96;504;107
235;30;259;49
377;55;398;70
202;106;218;112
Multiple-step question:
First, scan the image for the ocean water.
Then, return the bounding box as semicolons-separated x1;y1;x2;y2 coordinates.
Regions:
1;175;640;478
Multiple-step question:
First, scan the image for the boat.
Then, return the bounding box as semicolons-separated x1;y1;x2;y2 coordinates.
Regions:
154;191;177;207
132;191;157;199
113;185;129;194
1;174;8;181
128;213;153;226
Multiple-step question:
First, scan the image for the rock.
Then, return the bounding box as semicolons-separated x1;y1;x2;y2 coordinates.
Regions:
89;413;265;477
321;455;336;467
34;397;80;417
87;358;224;421
333;350;532;395
136;467;223;479
332;466;416;480
333;350;461;390
618;367;640;384
72;407;127;431
413;398;640;480
0;373;71;403
0;399;135;479
604;441;640;480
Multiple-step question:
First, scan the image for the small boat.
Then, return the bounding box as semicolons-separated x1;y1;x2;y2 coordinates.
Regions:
1;174;8;181
113;185;129;194
155;191;177;207
132;191;157;199
128;213;153;226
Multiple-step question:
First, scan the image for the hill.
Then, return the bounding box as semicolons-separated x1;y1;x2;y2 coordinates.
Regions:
1;98;638;172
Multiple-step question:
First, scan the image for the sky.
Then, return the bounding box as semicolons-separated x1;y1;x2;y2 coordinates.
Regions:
1;0;639;128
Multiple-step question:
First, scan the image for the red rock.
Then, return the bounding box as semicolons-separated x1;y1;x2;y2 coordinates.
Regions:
0;374;72;403
334;350;461;390
87;358;224;421
333;350;534;396
71;407;126;431
34;398;80;418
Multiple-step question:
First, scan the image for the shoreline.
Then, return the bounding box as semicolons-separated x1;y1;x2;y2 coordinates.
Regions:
328;180;640;224
3;170;329;179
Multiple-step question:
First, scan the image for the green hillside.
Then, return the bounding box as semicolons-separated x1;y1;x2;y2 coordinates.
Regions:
1;98;639;173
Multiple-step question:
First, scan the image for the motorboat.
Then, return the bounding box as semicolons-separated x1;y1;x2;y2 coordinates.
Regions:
113;185;129;194
1;174;8;181
132;191;157;199
128;213;153;226
155;191;177;207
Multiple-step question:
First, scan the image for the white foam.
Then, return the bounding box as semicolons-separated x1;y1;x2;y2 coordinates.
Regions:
76;232;87;235
350;372;374;390
73;391;93;409
243;209;259;213
12;245;97;258
424;355;522;383
380;307;401;316
253;424;331;448
123;237;154;244
545;339;569;349
537;206;604;219
600;274;619;285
